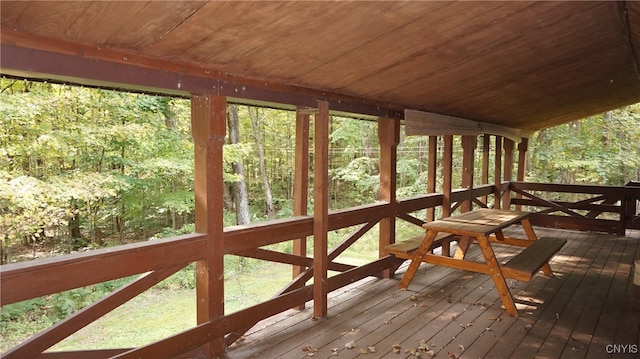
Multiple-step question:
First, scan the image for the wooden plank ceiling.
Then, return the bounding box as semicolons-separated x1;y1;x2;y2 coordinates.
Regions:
1;1;639;131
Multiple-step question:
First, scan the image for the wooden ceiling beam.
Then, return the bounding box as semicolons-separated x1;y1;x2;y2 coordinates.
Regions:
0;30;403;120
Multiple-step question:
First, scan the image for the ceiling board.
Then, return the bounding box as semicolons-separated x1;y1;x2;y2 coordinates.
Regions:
1;1;639;131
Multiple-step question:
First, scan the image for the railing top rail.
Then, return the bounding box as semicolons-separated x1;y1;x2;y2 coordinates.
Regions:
511;181;625;194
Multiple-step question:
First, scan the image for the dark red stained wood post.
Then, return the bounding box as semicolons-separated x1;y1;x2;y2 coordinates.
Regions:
313;100;329;318
427;135;438;222
441;135;453;256
482;134;491;205
461;135;477;212
192;94;226;356
293;109;310;310
516;138;529;211
503;138;515;210
494;135;503;209
442;135;453;218
454;135;477;260
378;117;400;278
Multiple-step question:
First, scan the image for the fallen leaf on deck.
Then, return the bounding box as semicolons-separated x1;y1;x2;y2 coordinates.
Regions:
302;345;318;352
345;340;356;349
392;344;401;354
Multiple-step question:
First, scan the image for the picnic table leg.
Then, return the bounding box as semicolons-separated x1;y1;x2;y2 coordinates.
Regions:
453;236;473;260
399;230;439;289
476;234;518;317
521;218;554;276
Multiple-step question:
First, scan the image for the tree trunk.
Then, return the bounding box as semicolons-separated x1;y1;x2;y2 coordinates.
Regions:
0;237;7;265
222;183;234;211
248;107;275;220
69;202;82;239
228;105;250;225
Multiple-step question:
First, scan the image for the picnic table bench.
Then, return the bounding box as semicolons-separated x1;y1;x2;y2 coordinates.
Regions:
386;208;566;316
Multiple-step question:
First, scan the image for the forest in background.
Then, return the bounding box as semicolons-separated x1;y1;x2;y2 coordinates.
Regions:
1;79;639;266
1;79;639;350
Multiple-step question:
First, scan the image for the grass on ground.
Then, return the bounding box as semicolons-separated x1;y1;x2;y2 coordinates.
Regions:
49;262;296;351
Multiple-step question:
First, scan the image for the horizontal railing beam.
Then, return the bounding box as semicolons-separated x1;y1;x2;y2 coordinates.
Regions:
510;181;624;195
224;216;313;254
1;233;207;305
397;193;442;214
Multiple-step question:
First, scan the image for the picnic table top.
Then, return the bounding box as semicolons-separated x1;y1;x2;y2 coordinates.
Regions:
422;208;531;237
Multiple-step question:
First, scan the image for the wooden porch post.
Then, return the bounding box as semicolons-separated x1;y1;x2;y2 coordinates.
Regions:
461;135;477;212
454;135;477;259
192;94;226;356
494;136;503;209
378;117;399;278
427;136;438;222
441;135;453;256
313;100;329;318
516;138;529;211
503;138;515;210
481;134;490;205
292;109;310;310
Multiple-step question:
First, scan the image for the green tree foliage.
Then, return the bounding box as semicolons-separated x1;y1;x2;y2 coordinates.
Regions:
329;118;379;207
0;80;193;258
2;78;638;264
528;104;640;185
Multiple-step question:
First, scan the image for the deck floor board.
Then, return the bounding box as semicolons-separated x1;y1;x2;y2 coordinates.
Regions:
227;227;640;359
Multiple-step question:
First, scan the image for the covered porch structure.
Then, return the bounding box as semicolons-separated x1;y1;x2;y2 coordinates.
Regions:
2;2;640;358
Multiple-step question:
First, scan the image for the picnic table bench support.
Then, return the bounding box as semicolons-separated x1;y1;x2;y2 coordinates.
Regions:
476;234;518;316
398;230;439;288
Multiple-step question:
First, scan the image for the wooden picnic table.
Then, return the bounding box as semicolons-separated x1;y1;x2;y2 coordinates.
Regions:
394;208;566;316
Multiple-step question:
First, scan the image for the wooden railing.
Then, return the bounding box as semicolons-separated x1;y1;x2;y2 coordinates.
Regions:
624;181;640;230
3;181;637;358
1;202;399;358
508;181;632;235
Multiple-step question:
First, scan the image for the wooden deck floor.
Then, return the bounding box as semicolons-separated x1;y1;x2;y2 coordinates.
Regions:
227;227;640;359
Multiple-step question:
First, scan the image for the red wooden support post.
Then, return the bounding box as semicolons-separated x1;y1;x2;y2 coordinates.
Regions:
427;136;438;222
494;136;503;209
442;135;453;218
461;135;477;212
482;134;490;205
516;138;529;211
192;94;226;356
378;117;400;278
455;135;477;260
313;100;329;318
293;109;310;310
503;138;515;210
442;135;453;256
